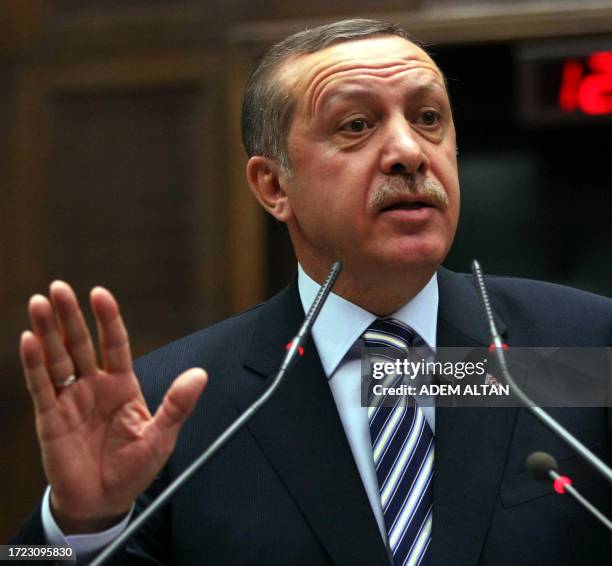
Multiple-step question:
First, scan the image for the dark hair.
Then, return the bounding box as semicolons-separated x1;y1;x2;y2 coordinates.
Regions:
240;19;422;174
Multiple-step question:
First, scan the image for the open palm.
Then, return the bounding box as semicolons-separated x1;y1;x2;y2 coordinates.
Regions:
20;282;207;533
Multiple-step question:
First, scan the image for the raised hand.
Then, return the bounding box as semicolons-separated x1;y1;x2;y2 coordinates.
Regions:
20;282;207;534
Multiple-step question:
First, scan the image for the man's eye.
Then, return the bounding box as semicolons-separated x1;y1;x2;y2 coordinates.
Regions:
340;119;369;133
418;110;441;127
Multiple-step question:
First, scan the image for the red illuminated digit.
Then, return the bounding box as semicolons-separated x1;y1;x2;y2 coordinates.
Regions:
578;51;612;115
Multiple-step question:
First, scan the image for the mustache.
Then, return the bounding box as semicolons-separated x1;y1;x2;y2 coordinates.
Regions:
369;174;449;210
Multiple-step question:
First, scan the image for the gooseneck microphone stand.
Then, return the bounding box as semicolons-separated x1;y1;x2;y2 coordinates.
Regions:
471;259;611;485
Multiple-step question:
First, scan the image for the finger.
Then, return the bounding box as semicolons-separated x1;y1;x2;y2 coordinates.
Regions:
90;287;133;374
28;294;76;385
20;331;57;413
49;281;98;376
152;369;207;434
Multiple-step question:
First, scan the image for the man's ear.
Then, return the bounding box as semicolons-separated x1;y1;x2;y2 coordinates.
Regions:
246;156;293;222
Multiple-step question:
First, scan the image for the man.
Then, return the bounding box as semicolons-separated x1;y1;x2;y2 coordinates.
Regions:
13;19;612;565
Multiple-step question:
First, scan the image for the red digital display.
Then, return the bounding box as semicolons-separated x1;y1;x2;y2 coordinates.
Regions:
559;52;612;115
517;39;612;124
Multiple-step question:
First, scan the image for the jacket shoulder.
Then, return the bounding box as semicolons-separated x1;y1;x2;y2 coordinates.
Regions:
132;301;266;406
480;274;612;345
483;274;612;311
132;282;300;408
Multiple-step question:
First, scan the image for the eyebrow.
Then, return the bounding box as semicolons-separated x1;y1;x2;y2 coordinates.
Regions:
318;87;378;114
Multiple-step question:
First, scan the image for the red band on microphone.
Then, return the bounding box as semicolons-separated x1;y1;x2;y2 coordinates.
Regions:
553;475;572;494
286;342;304;356
488;343;509;353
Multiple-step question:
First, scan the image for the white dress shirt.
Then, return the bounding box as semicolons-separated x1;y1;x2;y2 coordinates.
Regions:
42;265;439;557
297;265;438;541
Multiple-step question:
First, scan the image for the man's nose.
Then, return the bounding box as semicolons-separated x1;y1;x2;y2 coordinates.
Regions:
379;118;429;176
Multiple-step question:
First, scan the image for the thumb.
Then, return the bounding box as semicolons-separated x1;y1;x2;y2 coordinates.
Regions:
152;368;208;435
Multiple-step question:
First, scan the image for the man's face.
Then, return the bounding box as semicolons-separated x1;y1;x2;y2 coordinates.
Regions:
277;36;460;283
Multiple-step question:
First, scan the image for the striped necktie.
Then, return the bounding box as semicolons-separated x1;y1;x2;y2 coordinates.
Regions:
364;318;434;566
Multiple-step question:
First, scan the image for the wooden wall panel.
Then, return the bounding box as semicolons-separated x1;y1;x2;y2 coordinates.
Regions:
2;50;225;540
46;88;204;346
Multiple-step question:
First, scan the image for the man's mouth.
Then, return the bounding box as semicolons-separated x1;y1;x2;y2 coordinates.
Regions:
381;200;433;212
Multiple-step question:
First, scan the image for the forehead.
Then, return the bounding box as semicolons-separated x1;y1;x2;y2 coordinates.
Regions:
277;36;446;112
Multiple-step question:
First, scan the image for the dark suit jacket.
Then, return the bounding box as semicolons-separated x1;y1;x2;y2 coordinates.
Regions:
13;268;612;565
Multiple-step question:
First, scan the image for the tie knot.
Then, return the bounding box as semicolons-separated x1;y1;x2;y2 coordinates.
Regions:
363;318;420;352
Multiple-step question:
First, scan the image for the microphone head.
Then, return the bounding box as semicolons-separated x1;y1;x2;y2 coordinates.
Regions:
526;451;558;481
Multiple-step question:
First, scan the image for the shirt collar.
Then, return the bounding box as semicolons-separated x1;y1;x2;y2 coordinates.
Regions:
297;264;439;378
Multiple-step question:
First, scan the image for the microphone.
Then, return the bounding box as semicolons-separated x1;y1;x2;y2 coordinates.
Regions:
90;261;343;566
526;451;558;481
471;259;612;486
526;451;612;532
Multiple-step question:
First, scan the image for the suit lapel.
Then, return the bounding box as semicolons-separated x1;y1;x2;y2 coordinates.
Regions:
430;268;517;565
238;282;390;566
